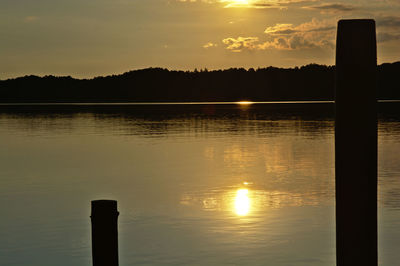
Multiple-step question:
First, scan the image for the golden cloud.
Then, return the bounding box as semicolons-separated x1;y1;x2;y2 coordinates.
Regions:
222;19;336;52
303;3;357;14
203;42;218;48
222;37;259;52
176;0;308;9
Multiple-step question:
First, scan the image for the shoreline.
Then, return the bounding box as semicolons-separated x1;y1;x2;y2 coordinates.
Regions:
1;100;400;106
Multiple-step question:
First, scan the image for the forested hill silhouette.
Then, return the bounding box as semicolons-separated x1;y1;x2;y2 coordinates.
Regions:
0;62;399;103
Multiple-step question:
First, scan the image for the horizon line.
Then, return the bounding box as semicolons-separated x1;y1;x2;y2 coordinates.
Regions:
2;100;400;106
2;61;399;81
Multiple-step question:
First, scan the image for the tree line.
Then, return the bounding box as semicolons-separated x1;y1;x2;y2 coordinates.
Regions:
0;62;399;102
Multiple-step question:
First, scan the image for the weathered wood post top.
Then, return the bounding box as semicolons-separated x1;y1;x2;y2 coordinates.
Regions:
335;19;377;266
91;200;119;266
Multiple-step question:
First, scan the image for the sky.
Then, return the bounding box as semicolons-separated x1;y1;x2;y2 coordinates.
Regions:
1;0;400;78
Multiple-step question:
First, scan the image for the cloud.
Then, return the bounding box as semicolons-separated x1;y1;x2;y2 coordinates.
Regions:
376;16;400;28
24;16;39;23
222;18;336;52
176;0;313;9
377;32;400;43
222;37;259;52
264;24;299;35
203;42;218;48
303;3;357;14
262;19;336;50
258;34;319;50
258;37;292;50
375;16;400;43
222;1;285;9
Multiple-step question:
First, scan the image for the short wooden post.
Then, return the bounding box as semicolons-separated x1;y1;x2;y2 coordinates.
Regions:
91;200;119;266
335;19;377;266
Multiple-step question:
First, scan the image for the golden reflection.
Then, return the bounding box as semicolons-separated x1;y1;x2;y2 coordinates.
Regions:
234;189;250;216
236;101;253;105
180;184;328;213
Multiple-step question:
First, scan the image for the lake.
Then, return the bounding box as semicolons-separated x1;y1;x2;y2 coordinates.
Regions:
0;102;399;265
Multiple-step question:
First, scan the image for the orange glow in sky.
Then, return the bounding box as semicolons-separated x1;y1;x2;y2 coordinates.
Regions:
1;0;399;78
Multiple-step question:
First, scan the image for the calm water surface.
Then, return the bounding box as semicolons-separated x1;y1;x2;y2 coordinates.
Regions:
0;103;399;265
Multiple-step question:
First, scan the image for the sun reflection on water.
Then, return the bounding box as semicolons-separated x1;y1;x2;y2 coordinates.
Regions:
234;189;250;216
236;101;253;105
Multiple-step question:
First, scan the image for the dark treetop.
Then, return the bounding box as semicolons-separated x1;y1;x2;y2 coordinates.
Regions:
0;62;399;103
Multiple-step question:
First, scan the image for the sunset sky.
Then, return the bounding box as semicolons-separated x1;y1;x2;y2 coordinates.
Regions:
1;0;400;78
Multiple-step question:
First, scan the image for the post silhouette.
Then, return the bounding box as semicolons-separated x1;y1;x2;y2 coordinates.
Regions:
335;20;377;266
91;200;119;266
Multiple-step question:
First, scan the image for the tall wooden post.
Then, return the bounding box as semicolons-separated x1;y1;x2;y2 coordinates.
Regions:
335;19;377;266
91;200;119;266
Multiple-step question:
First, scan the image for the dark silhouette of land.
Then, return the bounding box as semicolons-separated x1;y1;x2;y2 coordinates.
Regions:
0;62;399;103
